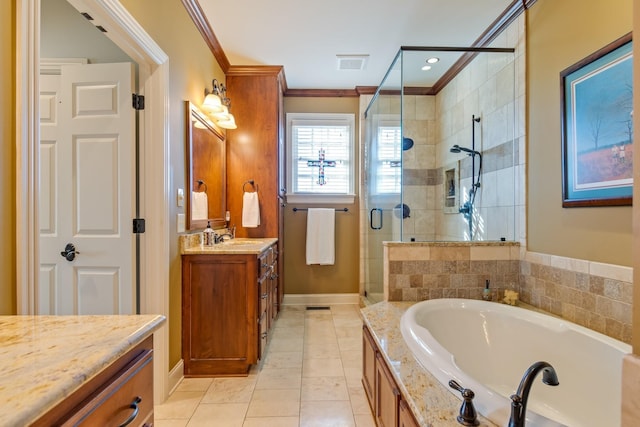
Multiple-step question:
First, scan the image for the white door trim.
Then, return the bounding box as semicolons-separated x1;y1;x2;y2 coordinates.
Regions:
16;0;171;403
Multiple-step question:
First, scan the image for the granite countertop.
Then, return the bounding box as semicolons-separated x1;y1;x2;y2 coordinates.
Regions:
361;302;497;427
180;235;278;255
0;314;165;427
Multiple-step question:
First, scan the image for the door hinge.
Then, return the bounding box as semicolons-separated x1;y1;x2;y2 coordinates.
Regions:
132;94;145;110
133;218;146;234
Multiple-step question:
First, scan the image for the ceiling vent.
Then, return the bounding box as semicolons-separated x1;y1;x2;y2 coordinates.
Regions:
336;55;369;71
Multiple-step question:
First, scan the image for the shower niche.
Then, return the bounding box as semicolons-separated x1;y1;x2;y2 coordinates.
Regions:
443;163;459;214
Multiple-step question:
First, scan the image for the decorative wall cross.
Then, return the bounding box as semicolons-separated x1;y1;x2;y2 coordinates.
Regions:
306;149;336;185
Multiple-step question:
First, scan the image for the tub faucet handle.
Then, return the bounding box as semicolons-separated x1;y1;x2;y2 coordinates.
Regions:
448;380;480;426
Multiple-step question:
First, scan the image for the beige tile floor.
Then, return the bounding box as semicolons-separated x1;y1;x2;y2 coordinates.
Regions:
155;304;376;427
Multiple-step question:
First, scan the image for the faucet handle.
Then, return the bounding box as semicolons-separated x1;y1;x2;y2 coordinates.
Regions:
448;380;480;426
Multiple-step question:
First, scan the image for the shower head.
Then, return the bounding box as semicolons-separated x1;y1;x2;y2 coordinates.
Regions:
450;144;481;156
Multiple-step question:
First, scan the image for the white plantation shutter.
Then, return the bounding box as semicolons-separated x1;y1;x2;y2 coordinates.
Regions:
287;113;355;197
375;125;401;194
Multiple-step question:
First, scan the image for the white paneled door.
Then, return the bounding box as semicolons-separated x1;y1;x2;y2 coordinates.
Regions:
39;62;136;315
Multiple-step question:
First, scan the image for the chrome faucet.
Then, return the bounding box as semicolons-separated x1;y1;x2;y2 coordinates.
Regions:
508;361;559;427
214;225;236;244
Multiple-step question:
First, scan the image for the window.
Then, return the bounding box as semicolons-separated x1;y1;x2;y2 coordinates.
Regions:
286;113;355;203
374;122;402;194
370;115;401;196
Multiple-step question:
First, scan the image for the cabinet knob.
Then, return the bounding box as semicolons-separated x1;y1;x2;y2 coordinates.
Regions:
261;332;268;339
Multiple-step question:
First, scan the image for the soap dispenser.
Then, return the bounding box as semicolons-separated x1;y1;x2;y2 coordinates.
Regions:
203;221;215;246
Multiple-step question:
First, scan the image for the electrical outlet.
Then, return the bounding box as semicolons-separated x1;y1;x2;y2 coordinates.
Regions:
177;213;185;233
177;188;184;207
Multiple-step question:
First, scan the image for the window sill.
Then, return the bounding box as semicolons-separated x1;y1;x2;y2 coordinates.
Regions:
286;194;356;204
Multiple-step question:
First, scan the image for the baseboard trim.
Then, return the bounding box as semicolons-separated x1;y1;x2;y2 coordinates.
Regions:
167;359;184;397
282;293;360;306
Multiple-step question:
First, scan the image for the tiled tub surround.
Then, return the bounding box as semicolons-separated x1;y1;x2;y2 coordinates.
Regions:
520;252;633;344
384;241;520;303
383;241;633;344
361;302;497;426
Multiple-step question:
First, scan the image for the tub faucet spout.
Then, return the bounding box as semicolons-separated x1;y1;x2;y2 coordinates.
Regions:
508;361;559;427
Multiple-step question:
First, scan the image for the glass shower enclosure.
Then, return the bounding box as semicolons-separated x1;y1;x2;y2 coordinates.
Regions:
363;46;517;303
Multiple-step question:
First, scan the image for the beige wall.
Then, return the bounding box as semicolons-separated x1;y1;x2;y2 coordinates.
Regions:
1;1;16;315
118;0;225;370
41;0;132;63
283;97;360;294
527;0;633;266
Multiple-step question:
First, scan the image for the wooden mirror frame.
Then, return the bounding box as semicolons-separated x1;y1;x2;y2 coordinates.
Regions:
185;101;226;230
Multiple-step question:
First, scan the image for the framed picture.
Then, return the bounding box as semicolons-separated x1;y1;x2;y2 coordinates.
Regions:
561;33;633;207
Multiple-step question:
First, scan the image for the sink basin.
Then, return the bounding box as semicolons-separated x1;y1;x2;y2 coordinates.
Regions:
220;239;261;246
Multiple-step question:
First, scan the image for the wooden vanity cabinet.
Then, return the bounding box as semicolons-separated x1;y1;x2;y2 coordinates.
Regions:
225;66;285;313
32;336;154;427
362;325;377;407
399;399;420;427
376;351;401;427
362;325;420;427
182;243;279;376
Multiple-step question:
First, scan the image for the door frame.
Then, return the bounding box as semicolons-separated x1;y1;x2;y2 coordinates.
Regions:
16;0;171;403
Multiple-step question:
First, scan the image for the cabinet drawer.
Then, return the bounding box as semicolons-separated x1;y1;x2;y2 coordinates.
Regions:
258;252;270;278
61;349;154;427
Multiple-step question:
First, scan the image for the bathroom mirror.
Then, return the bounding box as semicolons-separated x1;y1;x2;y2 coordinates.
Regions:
185;101;226;230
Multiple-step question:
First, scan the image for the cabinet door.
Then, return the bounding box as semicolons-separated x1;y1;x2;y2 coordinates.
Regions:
362;326;377;410
182;255;258;375
399;399;420;427
376;352;400;427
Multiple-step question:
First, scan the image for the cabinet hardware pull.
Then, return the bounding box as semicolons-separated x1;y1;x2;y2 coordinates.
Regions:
261;332;268;339
119;396;142;427
261;293;268;299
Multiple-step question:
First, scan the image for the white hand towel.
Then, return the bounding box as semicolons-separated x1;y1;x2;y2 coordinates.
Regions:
242;191;261;228
306;208;335;265
191;191;208;221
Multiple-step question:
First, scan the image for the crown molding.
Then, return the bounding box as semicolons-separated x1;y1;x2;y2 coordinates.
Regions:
180;0;230;72
184;0;530;96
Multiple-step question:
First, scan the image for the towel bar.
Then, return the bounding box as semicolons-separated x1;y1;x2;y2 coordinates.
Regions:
292;207;348;212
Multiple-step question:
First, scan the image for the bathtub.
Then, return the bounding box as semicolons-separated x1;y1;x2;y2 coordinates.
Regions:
400;298;631;427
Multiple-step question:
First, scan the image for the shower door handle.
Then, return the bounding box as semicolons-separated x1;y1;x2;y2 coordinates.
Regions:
370;208;383;230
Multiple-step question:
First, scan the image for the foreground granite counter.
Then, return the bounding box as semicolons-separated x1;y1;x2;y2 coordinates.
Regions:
361;302;496;426
0;314;165;427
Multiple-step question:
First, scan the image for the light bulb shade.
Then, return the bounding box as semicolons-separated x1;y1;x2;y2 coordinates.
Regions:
216;113;237;129
202;93;224;113
210;105;229;120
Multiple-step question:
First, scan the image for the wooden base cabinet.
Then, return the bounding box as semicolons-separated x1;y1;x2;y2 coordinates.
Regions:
362;325;420;427
399;399;420;427
182;244;278;376
33;337;154;427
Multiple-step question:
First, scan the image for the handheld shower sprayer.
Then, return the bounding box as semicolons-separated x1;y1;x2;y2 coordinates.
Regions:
450;144;481;157
450;115;483;239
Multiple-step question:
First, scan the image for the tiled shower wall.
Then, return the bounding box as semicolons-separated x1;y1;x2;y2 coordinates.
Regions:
435;16;526;242
384;242;632;344
402;96;438;241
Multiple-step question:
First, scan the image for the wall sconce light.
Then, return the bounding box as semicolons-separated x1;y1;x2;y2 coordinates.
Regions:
202;78;237;129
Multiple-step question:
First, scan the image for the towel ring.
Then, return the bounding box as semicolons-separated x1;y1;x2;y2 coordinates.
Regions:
243;180;258;193
196;180;208;193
